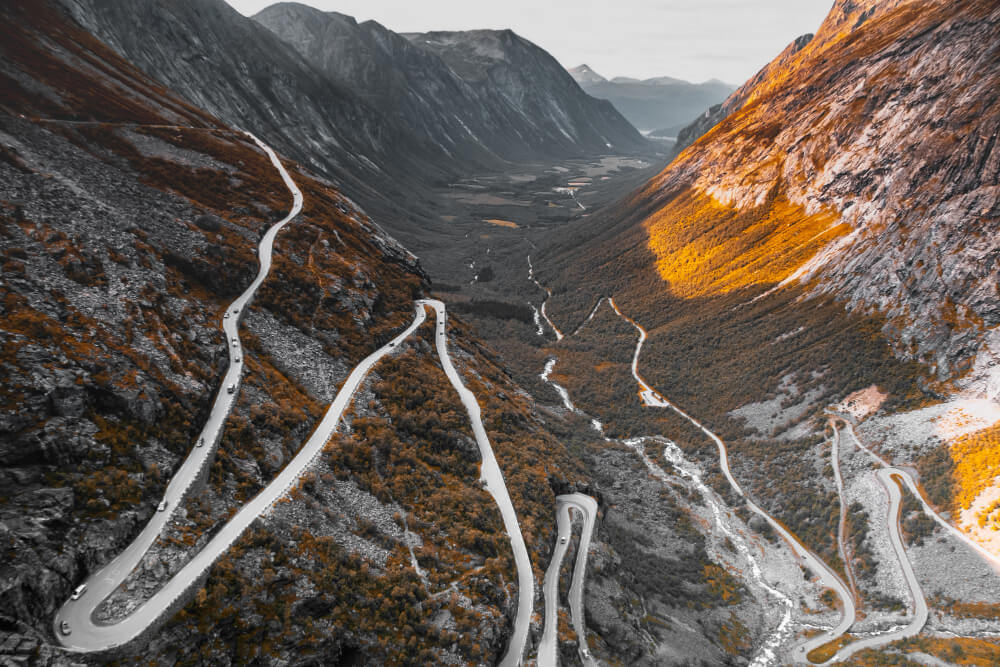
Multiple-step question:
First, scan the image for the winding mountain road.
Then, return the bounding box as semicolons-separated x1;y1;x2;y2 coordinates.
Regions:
538;493;599;667
53;136;533;665
839;418;1000;573
54;131;303;651
427;300;534;667
604;298;857;664
816;469;928;664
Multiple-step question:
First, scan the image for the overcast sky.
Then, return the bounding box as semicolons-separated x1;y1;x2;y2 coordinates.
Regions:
225;0;833;84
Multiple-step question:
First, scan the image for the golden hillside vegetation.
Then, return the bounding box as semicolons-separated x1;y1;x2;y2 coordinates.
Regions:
950;421;1000;512
643;185;849;298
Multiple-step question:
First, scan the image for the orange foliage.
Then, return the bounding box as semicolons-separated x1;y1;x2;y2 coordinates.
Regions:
950;422;1000;511
845;636;1000;667
807;634;854;664
643;186;849;298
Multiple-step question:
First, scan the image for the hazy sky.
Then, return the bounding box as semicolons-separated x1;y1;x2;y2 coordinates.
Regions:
225;0;833;84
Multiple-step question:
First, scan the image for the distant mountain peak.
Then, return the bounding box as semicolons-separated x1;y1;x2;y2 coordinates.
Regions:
569;64;606;84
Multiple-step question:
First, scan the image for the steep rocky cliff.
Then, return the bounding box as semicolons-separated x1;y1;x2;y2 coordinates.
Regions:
255;3;648;164
404;28;647;155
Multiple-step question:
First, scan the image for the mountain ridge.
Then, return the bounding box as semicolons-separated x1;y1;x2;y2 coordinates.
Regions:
569;64;734;133
254;2;646;166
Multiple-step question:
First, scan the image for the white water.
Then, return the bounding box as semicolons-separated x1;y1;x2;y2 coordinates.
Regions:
541;357;575;412
532;295;801;664
527;255;564;340
606;298;856;664
631;437;796;667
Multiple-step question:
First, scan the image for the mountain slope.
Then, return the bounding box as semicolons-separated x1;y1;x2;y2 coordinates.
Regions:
1;1;590;663
60;0;649;249
404;29;647;154
253;4;507;167
548;0;999;389
530;0;1000;620
672;33;814;150
58;0;448;240
255;3;647;165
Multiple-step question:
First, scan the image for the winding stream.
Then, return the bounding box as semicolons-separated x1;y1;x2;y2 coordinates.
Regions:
604;297;856;663
528;256;564;340
532;294;822;665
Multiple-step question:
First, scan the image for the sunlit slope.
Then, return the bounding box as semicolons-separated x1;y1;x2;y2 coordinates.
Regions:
643;186;847;298
548;0;998;384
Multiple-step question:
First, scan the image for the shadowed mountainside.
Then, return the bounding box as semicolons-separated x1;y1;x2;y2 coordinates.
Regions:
60;0;650;249
255;3;648;164
1;1;589;663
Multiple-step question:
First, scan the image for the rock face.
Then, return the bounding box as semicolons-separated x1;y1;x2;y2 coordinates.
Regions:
403;29;647;154
570;66;734;134
255;3;647;164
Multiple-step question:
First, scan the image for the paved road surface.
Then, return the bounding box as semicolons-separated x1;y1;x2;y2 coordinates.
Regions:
53;139;533;664
605;298;857;664
818;469;928;664
839;418;1000;573
54;131;303;651
426;299;534;667
538;493;598;667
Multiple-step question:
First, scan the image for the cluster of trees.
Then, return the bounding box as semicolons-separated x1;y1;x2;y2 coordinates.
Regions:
900;485;938;546
949;422;1000;513
450;299;533;324
73;465;142;519
846;501;878;584
890;636;1000;666
603;504;742;610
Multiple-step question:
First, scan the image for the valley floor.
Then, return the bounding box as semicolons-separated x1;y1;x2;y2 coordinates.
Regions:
414;152;1000;665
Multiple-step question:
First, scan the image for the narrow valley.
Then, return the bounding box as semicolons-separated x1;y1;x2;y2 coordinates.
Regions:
2;0;999;665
